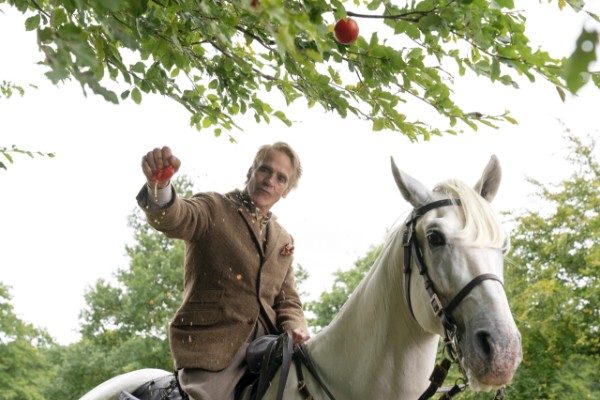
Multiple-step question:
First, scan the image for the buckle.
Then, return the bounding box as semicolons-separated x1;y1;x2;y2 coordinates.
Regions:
430;293;444;316
429;362;450;387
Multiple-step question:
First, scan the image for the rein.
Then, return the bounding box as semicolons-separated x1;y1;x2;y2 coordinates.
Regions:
249;332;337;400
402;199;506;400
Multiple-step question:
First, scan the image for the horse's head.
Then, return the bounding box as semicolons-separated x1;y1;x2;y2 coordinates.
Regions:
391;155;522;392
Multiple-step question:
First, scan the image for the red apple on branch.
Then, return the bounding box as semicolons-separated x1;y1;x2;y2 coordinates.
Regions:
334;17;359;45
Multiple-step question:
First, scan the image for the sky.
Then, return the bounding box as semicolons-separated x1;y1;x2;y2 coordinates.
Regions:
1;3;599;345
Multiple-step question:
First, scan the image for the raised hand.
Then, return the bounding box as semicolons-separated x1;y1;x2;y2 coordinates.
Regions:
141;146;181;189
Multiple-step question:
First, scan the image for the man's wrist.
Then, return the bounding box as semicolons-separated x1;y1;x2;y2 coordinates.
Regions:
148;180;170;189
147;182;173;205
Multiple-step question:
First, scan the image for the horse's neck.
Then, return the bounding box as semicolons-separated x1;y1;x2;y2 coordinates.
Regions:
307;238;439;399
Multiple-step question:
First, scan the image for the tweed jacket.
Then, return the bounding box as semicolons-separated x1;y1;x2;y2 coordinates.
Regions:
137;186;308;371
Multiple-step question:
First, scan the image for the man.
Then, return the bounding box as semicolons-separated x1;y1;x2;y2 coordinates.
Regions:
137;143;310;400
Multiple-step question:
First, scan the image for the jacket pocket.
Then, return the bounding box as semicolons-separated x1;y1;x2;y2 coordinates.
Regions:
188;289;224;307
173;289;224;326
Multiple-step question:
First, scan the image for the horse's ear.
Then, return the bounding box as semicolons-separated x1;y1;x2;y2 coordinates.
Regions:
391;157;433;207
474;155;501;203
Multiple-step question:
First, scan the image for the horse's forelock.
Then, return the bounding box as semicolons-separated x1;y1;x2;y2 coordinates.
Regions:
433;179;506;249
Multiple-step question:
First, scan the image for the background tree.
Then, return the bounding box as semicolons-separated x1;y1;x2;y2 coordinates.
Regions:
0;283;54;400
499;132;599;399
1;0;598;142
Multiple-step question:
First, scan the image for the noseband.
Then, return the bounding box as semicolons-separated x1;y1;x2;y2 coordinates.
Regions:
403;199;506;400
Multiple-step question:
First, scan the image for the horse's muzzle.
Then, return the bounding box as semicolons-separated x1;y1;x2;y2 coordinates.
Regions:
463;318;523;390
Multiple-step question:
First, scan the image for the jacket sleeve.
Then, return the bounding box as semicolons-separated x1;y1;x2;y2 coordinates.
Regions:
273;261;309;333
136;185;215;243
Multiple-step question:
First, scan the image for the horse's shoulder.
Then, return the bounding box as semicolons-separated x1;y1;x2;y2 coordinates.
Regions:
79;368;171;400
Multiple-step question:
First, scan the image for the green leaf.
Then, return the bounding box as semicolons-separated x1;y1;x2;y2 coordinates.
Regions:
3;152;14;163
131;62;146;74
373;118;384;131
564;28;598;93
24;15;40;31
556;85;566;102
494;0;515;8
273;110;291;127
491;59;500;81
131;88;142;104
418;14;442;31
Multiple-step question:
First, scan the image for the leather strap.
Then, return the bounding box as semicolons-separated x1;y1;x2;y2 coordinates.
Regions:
276;331;293;400
294;344;337;400
445;274;503;315
418;358;452;400
255;331;294;400
294;356;313;400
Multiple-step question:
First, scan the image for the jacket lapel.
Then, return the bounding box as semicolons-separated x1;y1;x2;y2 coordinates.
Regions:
229;190;266;258
228;190;283;261
263;219;282;261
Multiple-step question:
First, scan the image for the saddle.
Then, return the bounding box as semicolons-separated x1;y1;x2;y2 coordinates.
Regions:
117;332;334;400
236;330;293;400
238;330;336;400
118;373;188;400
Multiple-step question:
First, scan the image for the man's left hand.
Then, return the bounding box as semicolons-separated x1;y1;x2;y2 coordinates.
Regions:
291;328;310;346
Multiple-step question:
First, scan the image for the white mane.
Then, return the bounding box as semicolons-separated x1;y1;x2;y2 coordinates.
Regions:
434;179;507;249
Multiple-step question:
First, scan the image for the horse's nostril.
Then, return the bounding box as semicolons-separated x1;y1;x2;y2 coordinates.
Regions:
476;331;492;357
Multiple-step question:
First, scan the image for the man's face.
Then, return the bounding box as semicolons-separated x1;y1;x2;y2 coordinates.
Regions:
246;150;293;214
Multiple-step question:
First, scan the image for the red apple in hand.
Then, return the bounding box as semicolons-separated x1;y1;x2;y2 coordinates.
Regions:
153;165;175;182
334;18;359;45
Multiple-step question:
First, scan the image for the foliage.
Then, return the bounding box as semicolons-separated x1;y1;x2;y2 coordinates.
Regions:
0;80;25;99
293;263;310;298
1;82;49;170
1;0;598;141
498;132;599;399
564;24;599;94
0;282;55;400
305;244;382;332
0;144;55;170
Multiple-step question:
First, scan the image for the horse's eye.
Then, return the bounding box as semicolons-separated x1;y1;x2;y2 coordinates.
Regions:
427;231;445;247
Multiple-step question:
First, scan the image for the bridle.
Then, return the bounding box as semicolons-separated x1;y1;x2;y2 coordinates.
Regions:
402;199;506;400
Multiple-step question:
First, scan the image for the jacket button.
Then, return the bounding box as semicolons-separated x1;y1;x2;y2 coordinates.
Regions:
247;318;254;325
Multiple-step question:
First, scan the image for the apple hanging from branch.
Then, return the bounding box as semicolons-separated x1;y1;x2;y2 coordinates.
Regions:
334;17;360;45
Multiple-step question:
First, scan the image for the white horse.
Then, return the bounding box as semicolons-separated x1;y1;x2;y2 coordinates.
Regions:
81;156;522;400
